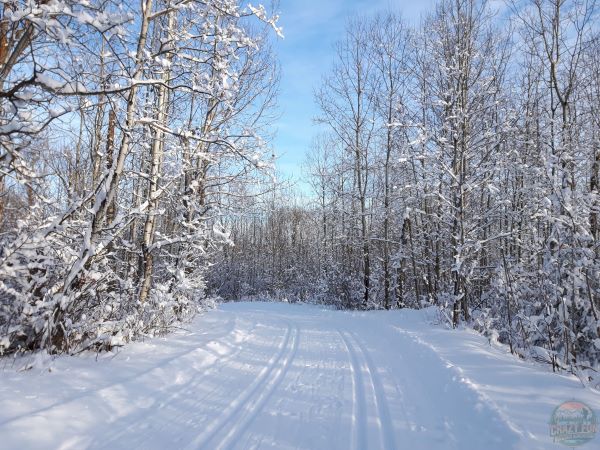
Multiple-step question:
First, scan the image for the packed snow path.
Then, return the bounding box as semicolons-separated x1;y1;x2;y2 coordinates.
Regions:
1;302;599;450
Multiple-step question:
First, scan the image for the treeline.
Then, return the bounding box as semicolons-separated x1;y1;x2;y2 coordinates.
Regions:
214;0;600;379
0;0;280;354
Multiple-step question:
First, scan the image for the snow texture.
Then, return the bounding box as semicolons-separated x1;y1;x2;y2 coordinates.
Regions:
0;302;598;449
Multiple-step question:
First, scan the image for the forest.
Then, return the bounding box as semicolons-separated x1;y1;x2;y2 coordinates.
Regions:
1;0;599;388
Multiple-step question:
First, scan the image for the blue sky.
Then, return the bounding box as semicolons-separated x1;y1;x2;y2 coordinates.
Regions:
271;0;435;193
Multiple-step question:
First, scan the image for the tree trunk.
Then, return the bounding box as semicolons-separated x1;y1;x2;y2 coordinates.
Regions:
139;10;175;303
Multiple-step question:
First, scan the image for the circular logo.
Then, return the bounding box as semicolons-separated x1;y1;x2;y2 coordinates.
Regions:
550;401;598;447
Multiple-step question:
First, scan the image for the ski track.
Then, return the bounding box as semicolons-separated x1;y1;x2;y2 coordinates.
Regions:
344;330;396;450
91;316;263;449
93;318;289;450
183;321;296;450
337;329;368;450
211;324;300;450
1;302;598;450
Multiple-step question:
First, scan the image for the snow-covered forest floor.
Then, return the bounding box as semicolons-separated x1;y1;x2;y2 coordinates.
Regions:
0;302;597;450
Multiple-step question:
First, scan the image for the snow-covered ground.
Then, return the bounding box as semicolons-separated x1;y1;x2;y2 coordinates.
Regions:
0;302;598;450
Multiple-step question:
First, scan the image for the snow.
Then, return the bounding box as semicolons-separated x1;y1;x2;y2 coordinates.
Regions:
0;302;598;449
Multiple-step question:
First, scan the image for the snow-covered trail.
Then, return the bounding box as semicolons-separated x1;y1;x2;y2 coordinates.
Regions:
0;302;598;450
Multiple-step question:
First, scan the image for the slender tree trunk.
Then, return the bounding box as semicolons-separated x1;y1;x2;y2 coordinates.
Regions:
383;124;391;310
139;10;175;303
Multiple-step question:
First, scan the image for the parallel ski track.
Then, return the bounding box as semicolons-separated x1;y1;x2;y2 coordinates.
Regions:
338;329;396;450
92;316;263;449
184;320;299;450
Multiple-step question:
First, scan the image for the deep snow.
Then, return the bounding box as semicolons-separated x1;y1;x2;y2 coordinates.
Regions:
0;302;598;449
